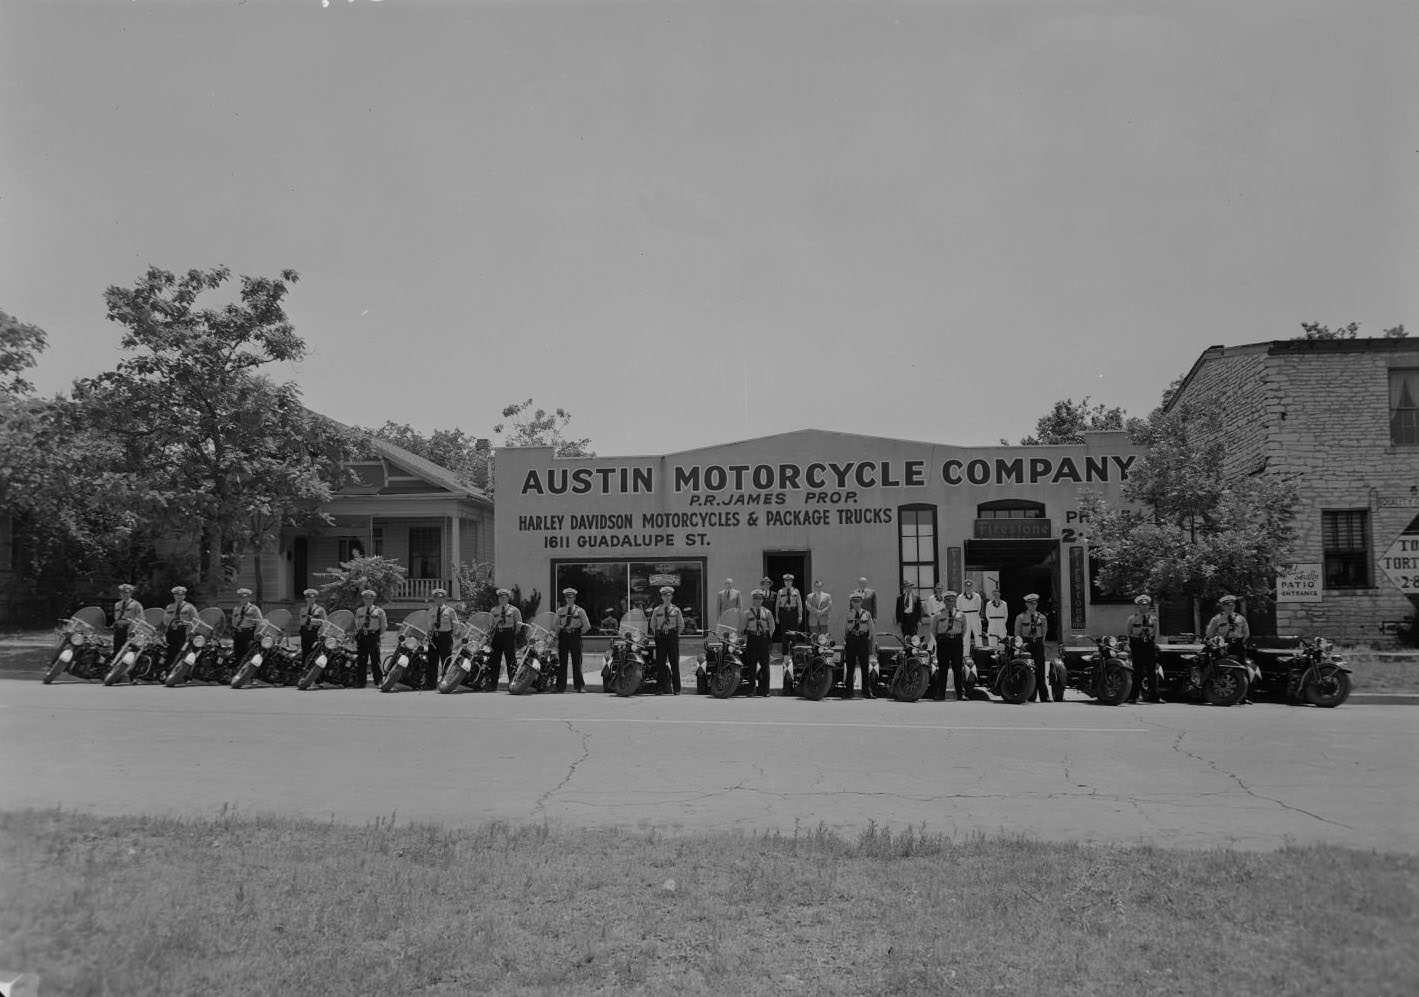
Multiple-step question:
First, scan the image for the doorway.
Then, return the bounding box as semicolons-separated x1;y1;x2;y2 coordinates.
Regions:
964;539;1060;640
762;550;810;597
293;537;308;598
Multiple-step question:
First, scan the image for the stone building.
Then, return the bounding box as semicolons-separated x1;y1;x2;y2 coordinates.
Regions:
1166;337;1419;644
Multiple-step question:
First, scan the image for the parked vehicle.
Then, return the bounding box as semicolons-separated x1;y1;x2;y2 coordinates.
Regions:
1246;635;1352;707
785;630;843;701
1153;635;1250;706
297;610;359;690
695;609;751;698
43;606;109;684
438;612;496;693
103;608;167;685
1060;635;1133;705
509;611;559;695
380;609;430;692
229;609;301;689
866;632;933;702
968;636;1038;704
163;608;231;687
601;609;664;697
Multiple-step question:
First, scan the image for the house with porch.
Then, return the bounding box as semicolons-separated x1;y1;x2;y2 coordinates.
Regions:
229;436;493;611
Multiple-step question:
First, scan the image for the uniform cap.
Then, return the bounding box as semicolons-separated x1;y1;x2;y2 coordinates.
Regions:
659;586;675;595
171;586;187;595
303;587;319;597
1024;593;1039;602
944;590;959;599
235;588;252;597
562;587;578;596
496;587;512;597
360;588;377;597
751;591;765;601
117;583;135;593
782;573;794;581
849;593;863;602
1134;594;1152;606
431;588;447;598
1219;594;1237;604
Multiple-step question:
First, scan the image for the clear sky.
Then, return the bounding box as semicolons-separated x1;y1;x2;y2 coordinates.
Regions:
2;0;1414;456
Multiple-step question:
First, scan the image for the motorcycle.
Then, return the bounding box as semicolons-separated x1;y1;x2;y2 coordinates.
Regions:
785;630;843;701
509;611;559;695
163;608;231;687
380;609;430;692
969;636;1038;704
103;608;167;685
1243;635;1352;707
601;609;658;697
863;632;933;702
43;606;109;683
1166;635;1250;707
695;609;751;698
1062;635;1133;705
229;609;301;689
438;612;496;693
297;610;359;689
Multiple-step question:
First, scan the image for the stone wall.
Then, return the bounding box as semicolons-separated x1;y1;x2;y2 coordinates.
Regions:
1170;345;1271;478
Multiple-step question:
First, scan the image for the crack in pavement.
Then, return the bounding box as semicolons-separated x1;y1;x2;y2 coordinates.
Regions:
1166;729;1355;831
531;719;592;817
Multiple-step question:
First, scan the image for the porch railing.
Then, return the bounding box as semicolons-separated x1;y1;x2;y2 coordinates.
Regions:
395;578;452;602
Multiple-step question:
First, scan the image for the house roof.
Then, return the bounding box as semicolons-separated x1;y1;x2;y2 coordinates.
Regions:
367;436;491;505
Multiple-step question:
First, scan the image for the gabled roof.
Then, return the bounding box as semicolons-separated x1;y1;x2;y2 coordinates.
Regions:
367;437;491;505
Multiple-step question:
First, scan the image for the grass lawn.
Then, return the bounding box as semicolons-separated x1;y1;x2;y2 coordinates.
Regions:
2;810;1415;996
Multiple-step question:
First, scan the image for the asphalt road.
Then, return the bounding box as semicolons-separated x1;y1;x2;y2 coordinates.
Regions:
3;678;1417;852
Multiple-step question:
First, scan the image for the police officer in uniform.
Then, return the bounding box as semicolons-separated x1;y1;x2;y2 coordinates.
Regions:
354;589;386;689
842;592;876;699
489;588;523;690
648;586;684;694
1126;594;1161;703
1014;594;1050;702
743;590;776;697
230;588;264;665
1205;595;1255;702
163;586;200;671
297;588;326;664
112;583;144;659
806;580;832;636
775;574;803;659
556;587;591;693
931;591;967;701
427;589;459;689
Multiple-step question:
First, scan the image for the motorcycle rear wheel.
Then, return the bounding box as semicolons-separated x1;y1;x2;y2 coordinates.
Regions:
509;663;536;695
799;661;834;701
1204;667;1247;707
998;662;1036;704
708;663;740;699
1096;662;1132;706
1305;666;1350;708
611;661;643;698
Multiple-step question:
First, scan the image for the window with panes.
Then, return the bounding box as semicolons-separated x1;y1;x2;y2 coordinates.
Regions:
898;504;938;590
1322;510;1371;589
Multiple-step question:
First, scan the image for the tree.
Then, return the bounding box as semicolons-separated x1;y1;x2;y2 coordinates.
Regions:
494;399;594;457
1081;401;1297;629
0;309;47;395
1013;397;1127;446
314;554;407;612
1297;321;1407;340
88;266;357;593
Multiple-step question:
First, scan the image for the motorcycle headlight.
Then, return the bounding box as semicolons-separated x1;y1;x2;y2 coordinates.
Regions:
481;644;492;654
191;634;207;648
260;636;274;649
324;636;338;650
402;637;418;651
70;633;86;647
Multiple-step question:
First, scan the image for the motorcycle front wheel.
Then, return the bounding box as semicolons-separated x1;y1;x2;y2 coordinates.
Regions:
799;661;834;701
1305;666;1351;708
164;659;192;688
611;661;642;698
708;663;740;699
998;662;1036;704
438;662;468;694
509;662;537;695
1096;663;1132;706
1204;667;1247;707
42;651;70;685
230;657;260;690
891;662;929;703
380;657;405;693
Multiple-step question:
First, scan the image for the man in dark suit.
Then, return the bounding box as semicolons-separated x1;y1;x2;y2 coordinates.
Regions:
894;581;922;640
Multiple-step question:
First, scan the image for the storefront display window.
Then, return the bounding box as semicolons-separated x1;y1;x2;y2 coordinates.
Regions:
553;559;707;633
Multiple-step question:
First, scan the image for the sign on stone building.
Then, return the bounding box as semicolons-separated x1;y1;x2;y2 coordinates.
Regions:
1378;514;1419;598
1277;563;1323;603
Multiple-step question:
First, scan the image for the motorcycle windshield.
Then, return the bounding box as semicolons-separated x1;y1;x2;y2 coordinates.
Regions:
195;607;227;636
528;611;558;645
128;618;158;644
400;609;431;640
461;611;493;645
619;609;648;639
141;607;167;629
712;608;746;642
263;608;293;634
325;610;356;638
875;634;905;654
71;606;106;630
